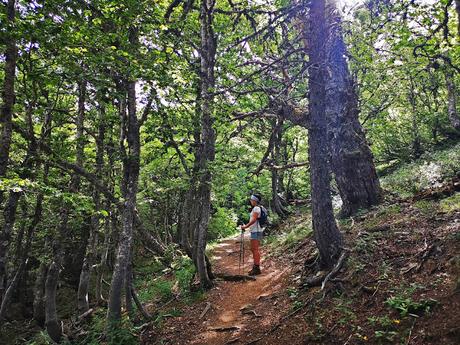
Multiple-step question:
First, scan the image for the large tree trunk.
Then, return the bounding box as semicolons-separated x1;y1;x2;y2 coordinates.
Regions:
306;0;343;269
0;0;17;179
190;0;218;289
325;1;382;218
107;29;140;322
178;0;216;289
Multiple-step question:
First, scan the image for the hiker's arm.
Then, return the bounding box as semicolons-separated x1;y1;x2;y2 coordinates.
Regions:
241;211;260;230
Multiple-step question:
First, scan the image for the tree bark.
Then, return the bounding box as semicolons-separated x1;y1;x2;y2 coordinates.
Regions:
445;68;460;131
0;0;17;179
306;0;343;269
325;1;382;217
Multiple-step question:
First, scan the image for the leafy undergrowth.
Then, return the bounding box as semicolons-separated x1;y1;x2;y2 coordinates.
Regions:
379;142;460;198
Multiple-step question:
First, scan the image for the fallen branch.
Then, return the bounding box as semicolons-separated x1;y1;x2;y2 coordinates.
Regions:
214;273;256;282
241;309;261;317
77;308;94;321
199;302;212;319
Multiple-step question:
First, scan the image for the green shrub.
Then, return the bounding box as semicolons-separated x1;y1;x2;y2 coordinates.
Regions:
173;256;196;295
385;295;437;317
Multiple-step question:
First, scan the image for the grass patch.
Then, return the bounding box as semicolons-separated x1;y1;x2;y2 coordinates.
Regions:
413;199;438;216
266;219;313;254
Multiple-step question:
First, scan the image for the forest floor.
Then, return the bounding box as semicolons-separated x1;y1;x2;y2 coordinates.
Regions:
146;179;460;345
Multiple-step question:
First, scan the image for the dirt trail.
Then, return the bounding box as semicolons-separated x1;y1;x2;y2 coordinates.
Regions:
154;232;292;345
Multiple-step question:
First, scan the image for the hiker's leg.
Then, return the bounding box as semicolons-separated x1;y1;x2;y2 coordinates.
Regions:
250;239;260;266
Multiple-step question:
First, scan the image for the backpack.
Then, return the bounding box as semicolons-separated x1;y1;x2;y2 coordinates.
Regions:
258;206;268;227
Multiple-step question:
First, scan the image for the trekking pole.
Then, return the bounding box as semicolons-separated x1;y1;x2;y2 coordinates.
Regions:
242;230;245;273
238;230;243;274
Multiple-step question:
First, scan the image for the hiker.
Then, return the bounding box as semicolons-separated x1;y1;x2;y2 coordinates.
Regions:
240;193;264;276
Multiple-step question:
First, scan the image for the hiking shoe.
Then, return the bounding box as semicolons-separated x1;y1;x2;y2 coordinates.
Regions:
248;265;261;276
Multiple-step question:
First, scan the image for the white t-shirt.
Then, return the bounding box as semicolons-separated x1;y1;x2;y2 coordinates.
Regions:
249;206;262;233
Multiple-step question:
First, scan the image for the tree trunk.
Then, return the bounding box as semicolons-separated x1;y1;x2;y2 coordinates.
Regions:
0;121;39;304
306;0;343;269
191;0;218;289
45;251;64;343
271;119;288;218
0;0;17;179
107;29;140;322
325;1;382;217
0;192;21;303
33;262;48;326
445;68;460;131
45;209;69;343
408;82;422;159
77;96;103;314
124;247;134;319
96;123;116;305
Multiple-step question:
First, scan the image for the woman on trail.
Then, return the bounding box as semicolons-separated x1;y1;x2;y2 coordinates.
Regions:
240;193;264;276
